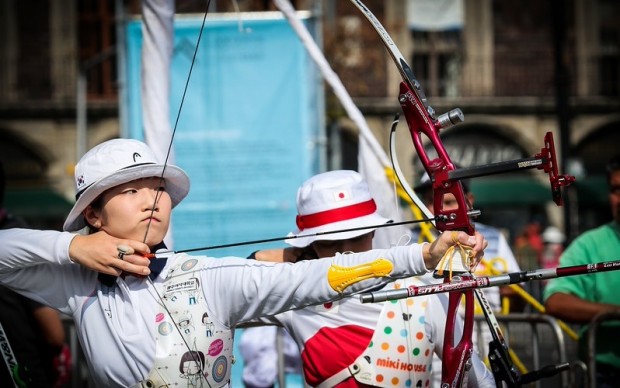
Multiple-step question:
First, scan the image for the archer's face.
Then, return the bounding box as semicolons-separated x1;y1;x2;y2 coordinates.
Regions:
85;178;171;247
609;170;620;224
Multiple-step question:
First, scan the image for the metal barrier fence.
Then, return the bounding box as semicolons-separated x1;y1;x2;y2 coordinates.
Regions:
63;313;603;387
474;313;585;388
586;311;620;387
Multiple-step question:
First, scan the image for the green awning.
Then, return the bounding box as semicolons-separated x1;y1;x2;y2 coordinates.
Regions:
573;175;608;205
5;187;73;218
471;175;608;207
470;178;555;206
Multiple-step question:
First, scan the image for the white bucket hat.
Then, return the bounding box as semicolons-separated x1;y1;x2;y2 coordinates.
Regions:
63;138;190;232
285;170;391;248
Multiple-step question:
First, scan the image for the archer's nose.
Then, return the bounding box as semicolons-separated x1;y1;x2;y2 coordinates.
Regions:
142;188;160;211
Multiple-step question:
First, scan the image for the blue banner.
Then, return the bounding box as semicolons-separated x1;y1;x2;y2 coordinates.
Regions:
124;13;323;258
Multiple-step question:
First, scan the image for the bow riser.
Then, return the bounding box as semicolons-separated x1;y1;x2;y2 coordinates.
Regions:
398;82;474;234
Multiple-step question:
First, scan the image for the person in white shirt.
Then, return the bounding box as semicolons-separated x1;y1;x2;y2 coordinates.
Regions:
240;170;495;387
0;139;487;388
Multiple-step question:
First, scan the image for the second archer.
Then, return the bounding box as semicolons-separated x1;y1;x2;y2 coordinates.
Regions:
243;170;495;387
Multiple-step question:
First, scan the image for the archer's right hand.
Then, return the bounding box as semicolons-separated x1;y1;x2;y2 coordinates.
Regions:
69;231;151;277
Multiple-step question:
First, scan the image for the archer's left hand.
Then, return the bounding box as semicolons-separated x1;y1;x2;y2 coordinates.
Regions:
423;231;487;271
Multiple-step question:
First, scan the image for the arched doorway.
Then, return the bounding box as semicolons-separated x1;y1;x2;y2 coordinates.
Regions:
571;120;620;233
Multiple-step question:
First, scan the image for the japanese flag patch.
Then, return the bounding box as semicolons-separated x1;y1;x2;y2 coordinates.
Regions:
333;190;351;201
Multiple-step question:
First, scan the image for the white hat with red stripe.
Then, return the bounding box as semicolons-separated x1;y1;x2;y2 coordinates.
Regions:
285;170;391;248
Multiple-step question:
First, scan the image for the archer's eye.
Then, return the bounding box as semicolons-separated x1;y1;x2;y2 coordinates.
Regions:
156;186;167;192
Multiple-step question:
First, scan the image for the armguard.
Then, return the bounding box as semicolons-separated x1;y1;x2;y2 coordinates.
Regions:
327;258;393;293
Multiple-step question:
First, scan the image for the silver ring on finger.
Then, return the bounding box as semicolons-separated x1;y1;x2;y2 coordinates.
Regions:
117;247;129;261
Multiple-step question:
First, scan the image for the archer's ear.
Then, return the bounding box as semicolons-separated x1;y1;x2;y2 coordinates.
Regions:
83;205;102;229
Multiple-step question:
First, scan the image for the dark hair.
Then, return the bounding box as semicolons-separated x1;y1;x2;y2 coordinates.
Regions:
606;155;620;184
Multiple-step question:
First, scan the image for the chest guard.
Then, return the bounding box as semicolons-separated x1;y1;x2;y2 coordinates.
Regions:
137;256;234;388
320;278;433;388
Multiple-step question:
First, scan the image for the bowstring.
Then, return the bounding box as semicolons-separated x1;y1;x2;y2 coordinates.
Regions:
143;0;210;243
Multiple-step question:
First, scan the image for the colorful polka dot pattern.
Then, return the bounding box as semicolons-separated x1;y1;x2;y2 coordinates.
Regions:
365;278;433;386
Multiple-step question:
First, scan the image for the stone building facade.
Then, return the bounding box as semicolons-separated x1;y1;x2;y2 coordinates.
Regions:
0;0;618;241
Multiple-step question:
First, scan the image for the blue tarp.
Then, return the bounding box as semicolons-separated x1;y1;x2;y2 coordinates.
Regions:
125;13;322;258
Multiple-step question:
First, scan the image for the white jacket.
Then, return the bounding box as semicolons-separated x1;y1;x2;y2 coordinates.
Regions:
0;229;430;387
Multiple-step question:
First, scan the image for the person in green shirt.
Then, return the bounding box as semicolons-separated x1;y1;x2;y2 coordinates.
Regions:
544;155;620;387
